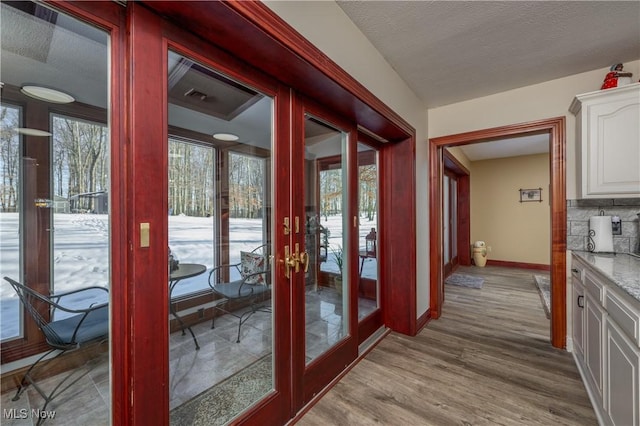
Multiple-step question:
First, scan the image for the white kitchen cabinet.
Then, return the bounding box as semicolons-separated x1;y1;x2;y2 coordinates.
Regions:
570;83;640;198
606;319;639;426
585;291;605;400
572;271;585;360
571;253;640;426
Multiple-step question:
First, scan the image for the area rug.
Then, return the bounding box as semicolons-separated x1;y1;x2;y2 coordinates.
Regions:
533;274;551;319
444;273;484;289
170;355;272;426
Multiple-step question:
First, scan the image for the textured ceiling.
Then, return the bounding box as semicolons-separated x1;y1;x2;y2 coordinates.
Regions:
337;1;640;108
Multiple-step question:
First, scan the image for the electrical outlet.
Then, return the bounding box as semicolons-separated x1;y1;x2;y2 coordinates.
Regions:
487;246;492;252
611;216;622;235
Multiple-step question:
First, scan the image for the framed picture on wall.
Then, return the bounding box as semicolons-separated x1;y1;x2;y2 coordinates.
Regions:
519;188;542;202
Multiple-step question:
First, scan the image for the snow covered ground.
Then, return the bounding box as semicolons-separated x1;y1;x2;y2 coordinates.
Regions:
0;213;377;341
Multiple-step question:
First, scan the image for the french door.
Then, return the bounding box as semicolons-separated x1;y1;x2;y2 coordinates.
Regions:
289;99;360;408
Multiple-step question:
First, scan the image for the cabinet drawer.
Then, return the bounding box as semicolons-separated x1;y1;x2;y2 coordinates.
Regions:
584;271;604;303
606;289;640;347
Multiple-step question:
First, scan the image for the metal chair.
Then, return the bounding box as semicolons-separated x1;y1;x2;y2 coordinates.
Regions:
208;248;271;343
4;277;108;417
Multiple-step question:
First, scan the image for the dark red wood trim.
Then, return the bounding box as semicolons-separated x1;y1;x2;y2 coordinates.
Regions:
141;1;414;142
485;260;551;271
128;4;169;425
428;142;443;319
416;308;432;334
357;309;382;345
429;117;567;349
457;175;471;266
382;134;417;335
549;117;567;349
443;149;470;176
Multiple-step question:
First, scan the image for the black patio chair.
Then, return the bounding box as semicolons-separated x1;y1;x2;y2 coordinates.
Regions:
4;276;109;416
208;248;271;343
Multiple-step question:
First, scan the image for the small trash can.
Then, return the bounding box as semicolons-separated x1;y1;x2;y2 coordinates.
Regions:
472;241;487;267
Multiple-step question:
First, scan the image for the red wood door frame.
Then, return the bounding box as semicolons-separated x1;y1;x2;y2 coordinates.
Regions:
443;150;471;268
292;96;359;408
429;117;567;349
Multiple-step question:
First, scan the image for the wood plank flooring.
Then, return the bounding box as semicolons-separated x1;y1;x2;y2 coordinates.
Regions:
297;265;597;426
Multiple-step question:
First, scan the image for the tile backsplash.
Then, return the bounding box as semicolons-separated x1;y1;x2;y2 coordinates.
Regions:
567;198;640;253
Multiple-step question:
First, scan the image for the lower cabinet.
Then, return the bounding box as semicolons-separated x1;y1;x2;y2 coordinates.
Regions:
606;320;639;426
585;292;605;400
572;273;585;359
571;254;640;426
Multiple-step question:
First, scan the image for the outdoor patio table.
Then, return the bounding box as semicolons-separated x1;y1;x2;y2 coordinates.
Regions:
169;263;207;350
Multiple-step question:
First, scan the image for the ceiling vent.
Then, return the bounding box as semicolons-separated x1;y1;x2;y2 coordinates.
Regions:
184;88;209;102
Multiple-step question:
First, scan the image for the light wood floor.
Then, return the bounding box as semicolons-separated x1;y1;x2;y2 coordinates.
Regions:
297;265;597;426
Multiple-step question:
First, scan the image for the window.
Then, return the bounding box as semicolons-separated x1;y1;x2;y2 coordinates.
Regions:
0;104;22;341
51;114;110;310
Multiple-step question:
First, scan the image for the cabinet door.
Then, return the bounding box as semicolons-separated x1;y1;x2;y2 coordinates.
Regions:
572;276;585;359
585;89;640;197
585;292;605;399
606;320;640;426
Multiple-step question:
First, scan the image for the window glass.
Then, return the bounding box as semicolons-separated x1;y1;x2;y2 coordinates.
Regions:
0;104;22;340
357;143;379;319
167;50;274;424
51;114;110;312
0;1;111;422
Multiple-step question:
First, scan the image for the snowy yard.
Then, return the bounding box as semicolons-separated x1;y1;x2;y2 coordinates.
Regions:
0;213;377;340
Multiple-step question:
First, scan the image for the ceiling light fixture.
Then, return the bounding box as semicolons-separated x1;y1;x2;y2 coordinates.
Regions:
213;133;239;142
14;128;52;137
21;85;75;104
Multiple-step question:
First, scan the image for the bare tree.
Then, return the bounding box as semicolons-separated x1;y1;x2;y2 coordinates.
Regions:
0;106;20;212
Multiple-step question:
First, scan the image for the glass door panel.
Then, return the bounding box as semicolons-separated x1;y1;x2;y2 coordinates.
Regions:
166;50;274;424
303;114;349;365
1;1;112;422
357;143;379;320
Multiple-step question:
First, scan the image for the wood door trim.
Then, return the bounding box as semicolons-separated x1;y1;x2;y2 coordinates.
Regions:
429;117;567;349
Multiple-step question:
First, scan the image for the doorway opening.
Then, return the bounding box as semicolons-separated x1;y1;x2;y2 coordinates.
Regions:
429;117;567;349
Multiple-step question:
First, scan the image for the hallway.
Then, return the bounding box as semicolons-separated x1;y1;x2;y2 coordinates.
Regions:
298;265;597;425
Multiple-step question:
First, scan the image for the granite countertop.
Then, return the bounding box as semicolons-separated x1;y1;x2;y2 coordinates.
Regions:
573;251;640;303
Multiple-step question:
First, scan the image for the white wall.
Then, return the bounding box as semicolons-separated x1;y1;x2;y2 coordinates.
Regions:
264;1;431;317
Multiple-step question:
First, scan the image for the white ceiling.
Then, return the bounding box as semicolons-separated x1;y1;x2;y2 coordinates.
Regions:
337;1;640;109
456;133;549;161
337;1;640;160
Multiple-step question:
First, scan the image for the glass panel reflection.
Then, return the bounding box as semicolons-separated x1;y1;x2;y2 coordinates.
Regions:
167;51;273;424
304;115;348;365
357;143;379;320
1;1;111;422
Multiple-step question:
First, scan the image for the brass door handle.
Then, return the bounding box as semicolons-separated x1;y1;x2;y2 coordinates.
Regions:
300;251;310;273
283;245;301;279
284;254;298;279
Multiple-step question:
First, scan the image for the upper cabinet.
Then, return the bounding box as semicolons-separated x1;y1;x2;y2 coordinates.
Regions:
570;83;640;198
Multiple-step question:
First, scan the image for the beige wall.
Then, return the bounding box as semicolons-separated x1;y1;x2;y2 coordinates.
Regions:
264;1;431;316
470;154;550;265
429;60;640;200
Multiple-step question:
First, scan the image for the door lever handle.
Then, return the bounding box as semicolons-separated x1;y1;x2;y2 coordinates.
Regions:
300;251;310;273
283;245;301;279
